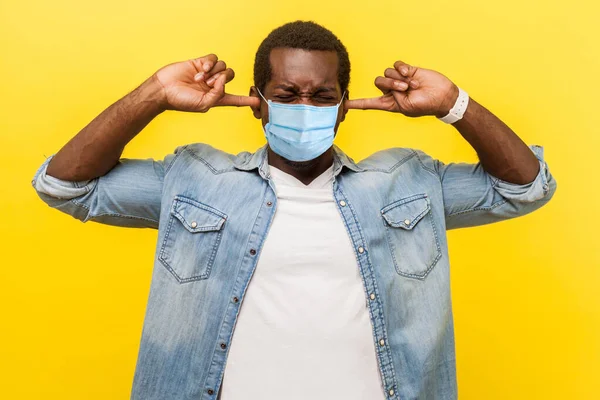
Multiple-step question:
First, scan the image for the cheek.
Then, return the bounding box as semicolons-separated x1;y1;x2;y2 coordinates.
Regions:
261;107;270;128
334;107;345;132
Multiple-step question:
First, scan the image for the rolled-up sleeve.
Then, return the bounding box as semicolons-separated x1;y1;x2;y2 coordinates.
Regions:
490;146;552;201
33;155;96;199
32;149;181;229
421;145;557;230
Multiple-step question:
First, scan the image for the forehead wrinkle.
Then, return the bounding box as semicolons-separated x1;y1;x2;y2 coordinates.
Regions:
268;49;339;92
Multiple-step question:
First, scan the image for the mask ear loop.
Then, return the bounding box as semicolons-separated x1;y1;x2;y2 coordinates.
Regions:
338;91;347;107
255;87;269;104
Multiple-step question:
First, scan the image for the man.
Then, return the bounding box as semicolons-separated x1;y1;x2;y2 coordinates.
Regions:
32;21;556;400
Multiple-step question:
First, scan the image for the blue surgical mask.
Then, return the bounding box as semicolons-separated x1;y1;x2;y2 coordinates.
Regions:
257;89;345;162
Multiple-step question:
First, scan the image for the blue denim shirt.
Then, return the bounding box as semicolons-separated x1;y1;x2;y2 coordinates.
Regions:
32;143;556;399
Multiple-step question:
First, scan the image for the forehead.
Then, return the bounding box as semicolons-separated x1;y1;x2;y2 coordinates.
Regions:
267;48;339;90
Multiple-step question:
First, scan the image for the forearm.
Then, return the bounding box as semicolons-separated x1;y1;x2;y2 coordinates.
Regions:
46;75;165;181
452;98;540;184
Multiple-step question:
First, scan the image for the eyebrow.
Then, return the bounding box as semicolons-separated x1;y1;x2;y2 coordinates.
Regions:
273;85;337;93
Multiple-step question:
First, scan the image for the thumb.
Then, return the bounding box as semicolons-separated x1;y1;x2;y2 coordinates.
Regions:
208;72;227;97
345;97;387;111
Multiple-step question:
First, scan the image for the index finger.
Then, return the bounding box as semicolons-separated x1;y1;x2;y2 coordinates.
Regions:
216;94;260;108
344;97;387;111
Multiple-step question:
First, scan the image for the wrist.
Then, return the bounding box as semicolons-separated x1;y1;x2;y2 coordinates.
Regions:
137;75;168;114
435;84;459;118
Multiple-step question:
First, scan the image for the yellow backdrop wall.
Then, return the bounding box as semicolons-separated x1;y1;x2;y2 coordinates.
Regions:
1;0;598;398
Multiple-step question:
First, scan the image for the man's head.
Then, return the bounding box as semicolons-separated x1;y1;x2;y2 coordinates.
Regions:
250;21;351;132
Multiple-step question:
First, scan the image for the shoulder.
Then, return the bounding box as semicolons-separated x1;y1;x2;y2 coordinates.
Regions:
171;143;253;173
358;147;437;173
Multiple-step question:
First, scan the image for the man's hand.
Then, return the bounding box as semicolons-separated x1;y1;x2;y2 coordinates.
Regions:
154;54;260;112
345;61;458;118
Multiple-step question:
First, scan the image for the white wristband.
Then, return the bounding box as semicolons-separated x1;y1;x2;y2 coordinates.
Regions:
438;87;469;124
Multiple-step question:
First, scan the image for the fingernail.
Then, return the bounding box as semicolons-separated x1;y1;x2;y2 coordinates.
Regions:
395;81;408;90
203;63;211;72
409;80;419;88
401;67;408;75
206;75;217;85
194;73;204;81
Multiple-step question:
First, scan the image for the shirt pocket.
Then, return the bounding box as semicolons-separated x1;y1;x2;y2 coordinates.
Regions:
381;193;442;280
159;196;227;283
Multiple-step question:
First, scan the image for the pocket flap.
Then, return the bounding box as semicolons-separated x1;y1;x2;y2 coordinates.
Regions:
171;196;227;232
381;194;430;230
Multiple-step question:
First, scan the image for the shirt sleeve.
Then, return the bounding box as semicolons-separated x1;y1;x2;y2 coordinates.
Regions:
31;148;182;229
418;145;557;230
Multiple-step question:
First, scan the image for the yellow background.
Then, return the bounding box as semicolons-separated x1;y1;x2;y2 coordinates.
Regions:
1;0;598;398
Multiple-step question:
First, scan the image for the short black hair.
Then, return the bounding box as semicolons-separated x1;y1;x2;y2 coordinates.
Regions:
253;21;350;94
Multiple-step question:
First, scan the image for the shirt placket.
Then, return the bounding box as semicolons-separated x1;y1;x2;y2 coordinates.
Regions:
332;177;400;400
201;172;278;399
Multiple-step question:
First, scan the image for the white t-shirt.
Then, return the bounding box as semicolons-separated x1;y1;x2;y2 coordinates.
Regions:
220;163;385;400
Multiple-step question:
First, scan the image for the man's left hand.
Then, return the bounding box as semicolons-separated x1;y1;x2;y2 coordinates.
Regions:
345;61;458;118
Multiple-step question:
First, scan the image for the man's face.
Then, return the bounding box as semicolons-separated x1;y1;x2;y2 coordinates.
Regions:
251;48;347;132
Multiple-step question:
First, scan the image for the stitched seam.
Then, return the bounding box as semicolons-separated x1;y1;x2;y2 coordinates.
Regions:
69;199;159;224
184;147;236;175
414;151;442;183
174;196;228;219
357;151;417;174
178;229;223;282
158;202;224;283
381;193;428;213
387;150;417;173
446;198;509;217
164;145;188;176
172;209;223;232
381;194;430;229
336;184;399;392
158;215;183;282
382;198;442;279
336;189;389;386
202;181;274;394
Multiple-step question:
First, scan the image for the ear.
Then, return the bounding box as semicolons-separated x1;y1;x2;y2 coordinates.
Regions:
340;91;349;122
249;86;262;119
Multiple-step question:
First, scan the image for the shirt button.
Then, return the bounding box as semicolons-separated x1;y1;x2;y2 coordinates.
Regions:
358;247;365;254
249;249;257;255
266;201;273;206
379;339;385;346
207;389;214;395
370;293;376;300
191;221;197;228
339;200;347;207
233;296;239;303
220;343;227;349
404;219;410;226
389;389;395;396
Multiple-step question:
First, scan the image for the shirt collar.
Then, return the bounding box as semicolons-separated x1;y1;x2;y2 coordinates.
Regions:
233;144;363;177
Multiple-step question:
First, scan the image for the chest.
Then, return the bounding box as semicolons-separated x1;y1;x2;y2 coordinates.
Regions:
159;164;446;284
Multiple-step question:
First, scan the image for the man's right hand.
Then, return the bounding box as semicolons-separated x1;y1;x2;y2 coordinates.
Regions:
153;54;259;113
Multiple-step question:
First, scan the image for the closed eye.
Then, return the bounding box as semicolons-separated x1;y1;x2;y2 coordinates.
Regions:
274;95;295;102
315;96;337;104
